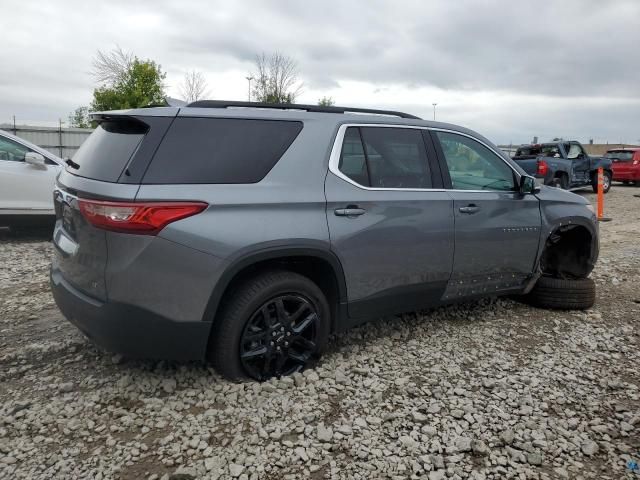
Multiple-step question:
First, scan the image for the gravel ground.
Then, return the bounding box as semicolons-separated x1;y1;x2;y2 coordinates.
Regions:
1;186;639;480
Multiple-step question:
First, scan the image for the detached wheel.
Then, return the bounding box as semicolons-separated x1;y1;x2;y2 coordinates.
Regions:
524;276;595;310
591;171;612;193
209;270;330;381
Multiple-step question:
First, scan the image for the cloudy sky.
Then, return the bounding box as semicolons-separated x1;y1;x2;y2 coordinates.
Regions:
2;0;639;145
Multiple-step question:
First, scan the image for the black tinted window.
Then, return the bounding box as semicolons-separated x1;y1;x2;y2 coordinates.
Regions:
143;118;303;184
360;127;431;188
339;127;370;186
338;127;432;189
71;121;147;182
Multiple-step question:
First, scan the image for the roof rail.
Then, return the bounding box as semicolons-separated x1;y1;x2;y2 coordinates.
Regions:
185;100;421;120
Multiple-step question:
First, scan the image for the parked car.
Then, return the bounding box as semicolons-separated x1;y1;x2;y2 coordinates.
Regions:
605;148;640;185
0;129;64;228
512;141;613;193
51;101;599;381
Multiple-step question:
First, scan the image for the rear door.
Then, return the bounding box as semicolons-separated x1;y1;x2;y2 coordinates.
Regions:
0;134;60;214
432;130;541;300
325;125;454;321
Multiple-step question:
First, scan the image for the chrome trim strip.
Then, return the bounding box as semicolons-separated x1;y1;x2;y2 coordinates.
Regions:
327;123;521;193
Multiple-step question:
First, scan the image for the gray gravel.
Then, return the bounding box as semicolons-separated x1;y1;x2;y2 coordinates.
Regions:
1;186;640;480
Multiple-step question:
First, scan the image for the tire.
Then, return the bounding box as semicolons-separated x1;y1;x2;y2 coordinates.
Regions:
591;171;612;193
209;270;330;381
552;174;568;190
524;276;595;310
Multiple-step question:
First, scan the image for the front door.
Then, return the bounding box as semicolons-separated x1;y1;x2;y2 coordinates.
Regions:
325;125;454;321
432;130;542;301
565;142;590;184
0;135;59;214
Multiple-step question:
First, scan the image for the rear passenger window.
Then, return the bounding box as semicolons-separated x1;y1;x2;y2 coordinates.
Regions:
339;127;370;186
337;127;432;189
143;118;303;184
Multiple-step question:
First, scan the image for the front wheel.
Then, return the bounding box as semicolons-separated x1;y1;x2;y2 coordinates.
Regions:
522;276;595;310
591;171;612;193
209;270;330;381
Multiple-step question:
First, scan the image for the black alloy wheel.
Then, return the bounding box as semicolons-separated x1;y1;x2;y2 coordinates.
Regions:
209;270;330;381
240;294;319;380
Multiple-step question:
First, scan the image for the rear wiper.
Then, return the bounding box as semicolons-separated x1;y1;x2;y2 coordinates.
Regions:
65;158;80;169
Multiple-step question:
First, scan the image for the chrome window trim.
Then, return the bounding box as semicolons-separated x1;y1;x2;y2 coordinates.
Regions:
328;123;521;193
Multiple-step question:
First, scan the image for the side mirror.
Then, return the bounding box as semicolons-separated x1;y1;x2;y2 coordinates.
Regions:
25;151;46;167
519;175;540;195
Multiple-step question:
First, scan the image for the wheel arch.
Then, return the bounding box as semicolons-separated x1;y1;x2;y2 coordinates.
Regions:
202;246;348;332
536;219;598;280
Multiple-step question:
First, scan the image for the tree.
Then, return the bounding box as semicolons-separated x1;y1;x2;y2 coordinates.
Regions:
318;96;335;107
90;55;166;111
91;46;134;86
68;106;91;128
179;70;210;103
252;52;302;104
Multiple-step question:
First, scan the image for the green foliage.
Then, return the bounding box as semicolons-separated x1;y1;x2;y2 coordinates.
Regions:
90;59;166;111
318;96;335;107
68;106;91;128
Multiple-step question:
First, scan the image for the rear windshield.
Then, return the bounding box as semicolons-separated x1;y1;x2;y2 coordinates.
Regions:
514;146;541;157
69;120;147;182
515;144;560;158
142;117;303;184
605;151;634;161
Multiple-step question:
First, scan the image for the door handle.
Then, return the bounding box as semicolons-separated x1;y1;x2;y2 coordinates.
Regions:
459;204;480;214
334;206;365;217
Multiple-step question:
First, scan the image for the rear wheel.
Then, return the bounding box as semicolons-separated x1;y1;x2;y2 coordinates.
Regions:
523;276;595;310
552;174;568;190
209;270;330;381
591;171;612;193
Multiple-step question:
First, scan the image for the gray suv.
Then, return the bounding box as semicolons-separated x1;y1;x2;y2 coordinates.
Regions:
51;101;599;380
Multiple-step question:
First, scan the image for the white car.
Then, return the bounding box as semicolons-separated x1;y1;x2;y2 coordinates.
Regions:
0;129;64;228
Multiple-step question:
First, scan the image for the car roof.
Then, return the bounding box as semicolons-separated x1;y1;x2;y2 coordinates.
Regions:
607;147;640;151
91;102;518;170
0;129;64;164
92;104;482;141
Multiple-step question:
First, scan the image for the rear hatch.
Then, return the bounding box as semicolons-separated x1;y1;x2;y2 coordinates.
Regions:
52;113;173;300
605;150;636;174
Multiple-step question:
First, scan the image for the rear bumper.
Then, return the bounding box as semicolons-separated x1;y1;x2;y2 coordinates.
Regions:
51;268;212;361
612;170;640;181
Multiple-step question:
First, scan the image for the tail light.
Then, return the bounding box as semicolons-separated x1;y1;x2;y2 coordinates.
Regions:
78;199;208;235
537;159;549;176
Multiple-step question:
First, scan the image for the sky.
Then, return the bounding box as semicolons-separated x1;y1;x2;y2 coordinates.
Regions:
1;0;639;145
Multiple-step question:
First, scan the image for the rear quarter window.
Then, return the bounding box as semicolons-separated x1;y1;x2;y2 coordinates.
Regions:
142;117;303;184
70;120;147;182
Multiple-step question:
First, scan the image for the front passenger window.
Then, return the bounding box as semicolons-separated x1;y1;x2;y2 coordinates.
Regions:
436;132;515;191
566;143;585;159
0;137;30;162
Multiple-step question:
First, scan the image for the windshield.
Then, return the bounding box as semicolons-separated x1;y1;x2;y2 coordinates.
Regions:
605;151;634;161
